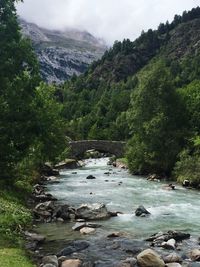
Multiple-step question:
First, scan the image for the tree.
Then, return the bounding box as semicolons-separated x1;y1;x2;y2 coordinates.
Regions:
0;0;41;178
127;61;187;175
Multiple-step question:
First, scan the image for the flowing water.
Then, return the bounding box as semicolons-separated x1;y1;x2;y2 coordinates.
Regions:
37;157;200;251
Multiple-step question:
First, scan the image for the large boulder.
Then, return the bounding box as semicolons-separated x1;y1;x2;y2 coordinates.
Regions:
76;203;110;220
57;240;90;257
55;159;80;170
61;259;82;267
42;162;59;176
137;249;165;267
135;206;151;217
190;249;200;261
80;227;96;235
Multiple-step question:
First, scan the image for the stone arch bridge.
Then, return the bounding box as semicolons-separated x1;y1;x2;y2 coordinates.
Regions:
69;140;126;158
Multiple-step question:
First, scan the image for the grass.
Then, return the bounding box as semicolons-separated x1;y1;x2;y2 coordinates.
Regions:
0;248;35;267
0;184;35;267
117;157;128;165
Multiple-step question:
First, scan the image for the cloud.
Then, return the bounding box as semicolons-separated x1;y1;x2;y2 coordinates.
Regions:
16;0;200;44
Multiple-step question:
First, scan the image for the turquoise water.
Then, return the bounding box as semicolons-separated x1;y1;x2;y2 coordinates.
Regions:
37;158;200;243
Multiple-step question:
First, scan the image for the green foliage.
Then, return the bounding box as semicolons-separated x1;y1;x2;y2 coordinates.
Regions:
0;192;32;243
174;149;200;186
126;61;187;175
0;0;68;182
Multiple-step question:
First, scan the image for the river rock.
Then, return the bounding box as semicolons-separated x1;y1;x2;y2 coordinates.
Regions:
162;238;176;250
121;257;137;266
137;249;165;267
55;159;79;170
76;203;110;220
42;162;59;176
72;222;86;231
163;253;183;263
86;175;96;180
183;180;190;187
135;205;151;217
57;240;90;257
34;194;57;202
80;227;96;234
146;231;190;245
147;174;161;182
24;231;45;243
53;205;71;221
42;255;58;267
165;264;182;267
61;259;82;267
190;249;200;261
43;264;57;267
72;222;101;231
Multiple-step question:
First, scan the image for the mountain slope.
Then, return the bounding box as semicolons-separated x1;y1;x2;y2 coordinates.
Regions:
60;7;200;141
20;19;106;83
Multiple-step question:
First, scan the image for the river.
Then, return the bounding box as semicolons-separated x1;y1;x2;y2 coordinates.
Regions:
36;157;200;254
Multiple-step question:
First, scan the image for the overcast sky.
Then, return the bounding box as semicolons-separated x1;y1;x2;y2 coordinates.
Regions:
17;0;200;45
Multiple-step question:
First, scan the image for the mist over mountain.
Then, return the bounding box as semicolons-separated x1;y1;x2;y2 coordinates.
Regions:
20;19;107;83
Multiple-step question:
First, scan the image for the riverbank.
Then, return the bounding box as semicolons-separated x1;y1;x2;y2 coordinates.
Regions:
0;185;36;267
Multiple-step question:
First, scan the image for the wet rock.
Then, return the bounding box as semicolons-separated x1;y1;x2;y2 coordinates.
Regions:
146;231;190;245
34;201;55;221
61;259;82;267
57;240;90;257
120;257;137;267
33;184;45;195
190;249;200;261
76;203;110;220
86;175;96;180
53;205;71;221
147;174;161;182
34;194;57;202
42;162;59;176
55;159;79;170
43;264;57;267
135;205;151;217
183;180;190;187
80;227;96;234
163;253;183;263
72;222;101;231
108;211;120;217
42;255;58;267
165;264;182;267
72;222;86;231
57;217;64;222
24;231;45;243
137;249;165;267
107;232;123;238
162;239;176;250
162;184;176;190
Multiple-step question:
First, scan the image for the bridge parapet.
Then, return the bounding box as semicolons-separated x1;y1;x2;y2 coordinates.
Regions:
69;140;126;158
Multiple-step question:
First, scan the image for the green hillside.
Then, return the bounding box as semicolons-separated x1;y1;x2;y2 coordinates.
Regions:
60;7;200;183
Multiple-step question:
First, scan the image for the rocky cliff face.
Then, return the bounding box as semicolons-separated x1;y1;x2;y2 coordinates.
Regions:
20;19;107;83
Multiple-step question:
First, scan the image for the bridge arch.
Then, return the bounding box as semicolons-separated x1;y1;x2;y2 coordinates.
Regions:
69;140;126;158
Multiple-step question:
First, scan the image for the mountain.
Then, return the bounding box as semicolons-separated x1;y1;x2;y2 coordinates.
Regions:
19;19;107;83
60;7;200;140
